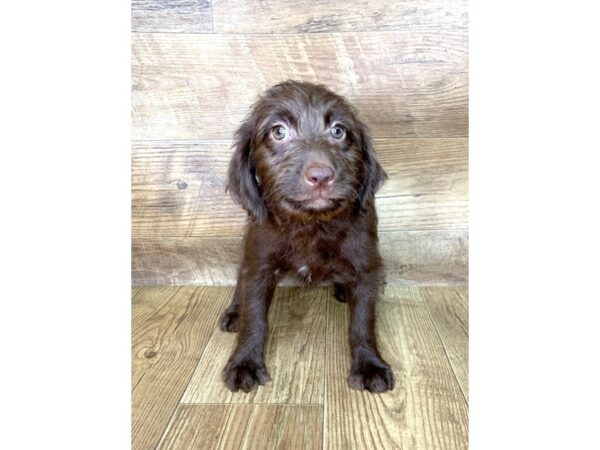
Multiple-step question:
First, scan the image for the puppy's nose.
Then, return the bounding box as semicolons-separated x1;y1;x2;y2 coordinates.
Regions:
305;165;335;187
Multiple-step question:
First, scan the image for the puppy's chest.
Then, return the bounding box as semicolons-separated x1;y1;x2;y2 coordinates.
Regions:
282;234;353;284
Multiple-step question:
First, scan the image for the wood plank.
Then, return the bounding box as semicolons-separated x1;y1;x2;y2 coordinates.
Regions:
326;286;468;449
132;236;241;285
181;287;327;404
132;286;232;450
131;192;466;237
131;138;467;237
377;138;468;198
132;32;468;140
157;404;323;450
422;286;469;400
376;194;467;232
132;230;468;286
131;140;245;238
132;0;213;33
375;193;469;231
379;230;468;286
212;0;468;33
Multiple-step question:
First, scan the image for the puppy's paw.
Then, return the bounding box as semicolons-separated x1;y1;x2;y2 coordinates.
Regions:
219;308;239;332
222;358;270;392
333;283;347;303
348;357;394;393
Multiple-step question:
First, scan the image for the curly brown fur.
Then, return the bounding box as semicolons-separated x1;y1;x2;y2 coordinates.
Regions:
220;80;394;393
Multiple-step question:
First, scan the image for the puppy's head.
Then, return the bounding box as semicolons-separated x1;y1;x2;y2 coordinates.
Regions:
227;81;386;222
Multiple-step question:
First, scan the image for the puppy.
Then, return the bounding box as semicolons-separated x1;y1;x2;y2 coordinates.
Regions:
220;80;394;393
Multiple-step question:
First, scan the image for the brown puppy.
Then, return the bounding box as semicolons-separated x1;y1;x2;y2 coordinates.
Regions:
220;80;394;393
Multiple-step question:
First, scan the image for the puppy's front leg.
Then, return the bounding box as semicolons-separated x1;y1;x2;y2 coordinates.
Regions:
222;266;276;392
218;268;243;332
344;272;395;393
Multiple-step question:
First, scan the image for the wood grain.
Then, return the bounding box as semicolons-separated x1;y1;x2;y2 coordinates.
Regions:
132;31;467;140
182;287;327;404
132;286;231;450
422;286;469;400
325;286;468;449
379;229;468;285
376;138;468;198
131;140;245;238
376;194;467;232
132;0;213;33
212;0;468;33
132;236;241;285
157;404;323;450
132;230;468;286
132;287;469;448
132;138;467;237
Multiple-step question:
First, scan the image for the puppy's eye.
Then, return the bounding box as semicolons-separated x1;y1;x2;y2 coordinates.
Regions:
330;126;345;139
272;125;288;141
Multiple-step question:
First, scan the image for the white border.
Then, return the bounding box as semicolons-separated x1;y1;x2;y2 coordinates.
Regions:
471;1;600;448
1;2;130;448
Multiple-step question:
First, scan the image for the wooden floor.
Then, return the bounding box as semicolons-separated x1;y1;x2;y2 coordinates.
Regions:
132;286;468;449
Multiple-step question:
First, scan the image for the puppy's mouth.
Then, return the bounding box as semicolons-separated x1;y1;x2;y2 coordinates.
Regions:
284;193;344;212
297;198;337;210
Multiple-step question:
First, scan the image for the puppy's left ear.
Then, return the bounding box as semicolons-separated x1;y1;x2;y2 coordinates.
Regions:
226;117;267;222
357;121;387;208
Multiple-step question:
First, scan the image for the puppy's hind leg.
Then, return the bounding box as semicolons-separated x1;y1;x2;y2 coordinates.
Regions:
333;283;348;303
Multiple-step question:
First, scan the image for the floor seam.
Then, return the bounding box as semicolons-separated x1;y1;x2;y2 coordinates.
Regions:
322;292;330;450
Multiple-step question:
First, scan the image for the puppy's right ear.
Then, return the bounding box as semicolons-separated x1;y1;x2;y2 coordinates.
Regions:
226;118;267;222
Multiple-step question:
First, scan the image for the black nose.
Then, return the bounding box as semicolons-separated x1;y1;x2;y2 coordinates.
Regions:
305;165;335;187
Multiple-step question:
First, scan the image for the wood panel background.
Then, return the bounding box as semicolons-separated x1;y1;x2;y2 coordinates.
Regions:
132;0;468;286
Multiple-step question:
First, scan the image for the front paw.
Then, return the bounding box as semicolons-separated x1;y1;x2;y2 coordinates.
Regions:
348;356;394;393
219;307;239;332
222;357;270;392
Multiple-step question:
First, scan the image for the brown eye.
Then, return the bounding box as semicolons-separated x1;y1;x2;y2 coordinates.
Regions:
272;125;287;141
330;126;345;139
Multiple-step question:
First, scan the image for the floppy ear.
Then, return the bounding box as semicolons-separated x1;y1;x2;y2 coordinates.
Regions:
357;121;387;208
226;117;267;222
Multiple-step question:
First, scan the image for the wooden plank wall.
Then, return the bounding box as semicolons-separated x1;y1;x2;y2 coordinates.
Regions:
132;0;469;286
